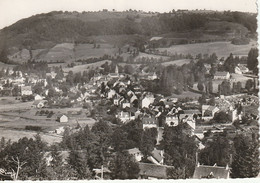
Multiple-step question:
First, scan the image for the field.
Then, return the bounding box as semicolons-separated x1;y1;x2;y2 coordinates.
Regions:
10;43;117;63
63;60;112;74
0;97;96;144
161;59;192;66
134;52;170;61
157;40;257;58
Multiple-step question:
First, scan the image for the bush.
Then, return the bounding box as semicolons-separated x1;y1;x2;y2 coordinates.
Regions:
25;126;42;131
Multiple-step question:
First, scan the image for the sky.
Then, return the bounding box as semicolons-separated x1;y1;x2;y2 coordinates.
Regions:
0;0;257;29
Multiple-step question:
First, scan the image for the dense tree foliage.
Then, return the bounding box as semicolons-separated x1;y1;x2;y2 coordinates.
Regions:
161;125;198;178
231;134;260;178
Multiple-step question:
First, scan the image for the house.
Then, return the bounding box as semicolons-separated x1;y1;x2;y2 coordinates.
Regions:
130;95;138;103
147;149;164;165
21;86;32;96
127;148;143;162
142;116;158;129
57;114;68;123
202;105;219;120
32;100;47;108
46;71;57;79
147;72;158;80
138;163;174;179
141;96;155;108
107;89;116;99
122;102;131;109
179;113;196;131
116;111;135;123
235;64;249;74
34;94;44;101
55;126;65;135
108;65;119;78
193;164;231;179
165;114;179;126
213;72;230;80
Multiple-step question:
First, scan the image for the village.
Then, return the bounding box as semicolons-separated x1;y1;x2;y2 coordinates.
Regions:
0;51;258;179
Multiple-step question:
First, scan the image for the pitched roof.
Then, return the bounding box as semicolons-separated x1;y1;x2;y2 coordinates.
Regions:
193;165;230;179
138;163;174;179
214;72;229;77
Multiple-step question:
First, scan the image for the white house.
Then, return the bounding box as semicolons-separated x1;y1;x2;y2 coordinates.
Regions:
165;114;179;126
141;96;155;108
34;94;44;101
127;148;143;162
213;72;230;80
57;114;68;123
202;105;220;120
32;100;46;108
142;116;157;129
21;86;32;96
116;111;135;123
107;89;116;99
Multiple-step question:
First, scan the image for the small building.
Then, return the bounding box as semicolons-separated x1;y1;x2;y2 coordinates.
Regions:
202;105;219;120
147;73;158;80
57;114;68;123
116;111;134;123
213;72;230;80
127;148;143;162
141;96;155;108
34;94;44;101
142;116;158;129
32;100;47;109
193;164;231;179
21;86;32;96
165;114;179;126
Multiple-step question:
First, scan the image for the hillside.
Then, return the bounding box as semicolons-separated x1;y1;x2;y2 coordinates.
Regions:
0;10;257;63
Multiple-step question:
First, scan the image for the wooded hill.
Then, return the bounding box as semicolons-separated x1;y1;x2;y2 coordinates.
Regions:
0;10;257;56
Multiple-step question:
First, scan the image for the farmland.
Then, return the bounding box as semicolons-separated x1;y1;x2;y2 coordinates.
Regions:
0;97;96;144
157;40;257;58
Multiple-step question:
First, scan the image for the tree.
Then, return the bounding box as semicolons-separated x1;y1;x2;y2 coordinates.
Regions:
197;82;204;91
199;133;231;166
0;135;48;180
161;125;198;178
245;79;254;91
0;45;9;64
198;93;207;105
212;111;230;123
139;128;157;159
124;65;134;75
109;151;140;179
167;167;185;179
68;150;92;179
231;134;260;178
247;48;258;73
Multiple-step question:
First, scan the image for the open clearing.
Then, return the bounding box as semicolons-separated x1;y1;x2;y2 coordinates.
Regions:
157;41;257;58
161;59;192;66
63;60;111;74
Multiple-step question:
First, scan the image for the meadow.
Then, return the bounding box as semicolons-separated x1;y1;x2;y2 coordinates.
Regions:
157;40;257;58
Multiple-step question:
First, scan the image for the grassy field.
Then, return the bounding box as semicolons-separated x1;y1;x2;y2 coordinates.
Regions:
63;60;111;74
161;59;192;66
0;97;96;144
134;52;170;61
157;40;257;58
10;43;117;63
